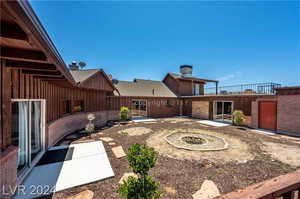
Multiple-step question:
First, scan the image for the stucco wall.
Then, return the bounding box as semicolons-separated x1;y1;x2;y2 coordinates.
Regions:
277;95;300;134
251;101;259;128
47;110;119;147
192;101;209;119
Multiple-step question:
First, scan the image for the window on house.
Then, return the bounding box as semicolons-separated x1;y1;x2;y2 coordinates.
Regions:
73;100;84;112
193;84;200;95
166;100;171;107
62;100;71;114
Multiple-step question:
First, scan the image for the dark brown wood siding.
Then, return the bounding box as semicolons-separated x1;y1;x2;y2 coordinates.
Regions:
1;60;12;150
1;62;109;151
79;71;114;91
107;96;180;118
10;70;109;122
163;75;179;95
163;74;205;96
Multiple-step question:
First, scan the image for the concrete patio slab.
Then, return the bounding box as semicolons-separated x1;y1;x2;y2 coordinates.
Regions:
132;117;157;123
197;120;230;127
251;128;277;135
13;141;114;199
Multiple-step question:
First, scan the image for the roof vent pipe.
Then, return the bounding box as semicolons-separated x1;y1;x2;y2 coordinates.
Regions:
180;65;193;77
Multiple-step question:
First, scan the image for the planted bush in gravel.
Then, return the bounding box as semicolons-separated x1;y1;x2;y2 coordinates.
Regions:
117;144;163;199
233;110;245;126
120;106;129;121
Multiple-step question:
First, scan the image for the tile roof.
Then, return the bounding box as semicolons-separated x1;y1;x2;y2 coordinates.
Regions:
70;69;100;83
113;79;177;97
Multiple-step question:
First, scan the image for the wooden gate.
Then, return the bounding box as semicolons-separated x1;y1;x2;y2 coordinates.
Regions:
259;101;277;131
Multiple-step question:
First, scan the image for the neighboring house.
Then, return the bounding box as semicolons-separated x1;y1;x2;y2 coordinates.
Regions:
163;65;219;96
111;65;219;118
70;68;115;91
113;79;177;97
111;79;179;118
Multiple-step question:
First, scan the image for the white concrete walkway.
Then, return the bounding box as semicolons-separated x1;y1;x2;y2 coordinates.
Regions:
13;141;114;199
197;120;231;127
132;117;157;123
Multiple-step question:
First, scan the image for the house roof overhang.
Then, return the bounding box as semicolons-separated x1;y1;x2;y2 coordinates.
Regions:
1;0;76;86
162;73;218;84
275;86;300;95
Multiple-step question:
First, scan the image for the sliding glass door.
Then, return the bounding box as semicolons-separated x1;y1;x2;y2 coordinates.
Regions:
11;100;45;177
132;99;147;117
31;101;42;160
213;101;233;122
12;102;29;173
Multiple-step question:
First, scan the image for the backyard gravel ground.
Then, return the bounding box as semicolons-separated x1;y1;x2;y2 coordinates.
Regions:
43;118;300;199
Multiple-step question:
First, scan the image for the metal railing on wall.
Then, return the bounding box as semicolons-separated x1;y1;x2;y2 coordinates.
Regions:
204;82;281;95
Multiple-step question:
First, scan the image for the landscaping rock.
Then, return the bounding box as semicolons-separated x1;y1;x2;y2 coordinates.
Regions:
192;180;220;199
118;127;152;136
108;142;116;146
66;190;94;199
164;186;177;195
99;137;114;142
112;146;126;158
118;172;138;184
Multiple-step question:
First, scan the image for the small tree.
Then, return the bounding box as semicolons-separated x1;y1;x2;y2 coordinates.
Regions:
232;110;245;126
120;106;129;121
117;144;162;199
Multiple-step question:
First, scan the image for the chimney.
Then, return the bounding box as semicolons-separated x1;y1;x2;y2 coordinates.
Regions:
180;65;193;77
112;79;119;84
69;61;79;70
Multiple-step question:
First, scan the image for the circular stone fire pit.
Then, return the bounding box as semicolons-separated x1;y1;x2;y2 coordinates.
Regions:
164;132;228;151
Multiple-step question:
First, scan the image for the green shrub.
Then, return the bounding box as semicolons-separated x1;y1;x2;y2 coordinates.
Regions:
120;106;129;121
117;144;162;199
117;176;161;199
73;105;82;112
232;110;245;126
127;144;158;176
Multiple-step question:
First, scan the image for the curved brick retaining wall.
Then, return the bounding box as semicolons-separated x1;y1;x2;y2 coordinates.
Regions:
47;110;119;148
